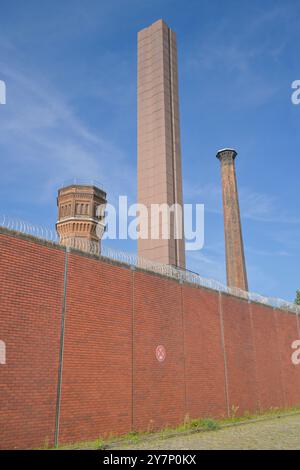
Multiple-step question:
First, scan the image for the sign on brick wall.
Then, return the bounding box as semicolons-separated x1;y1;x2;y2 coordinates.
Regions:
0;340;6;364
156;345;166;362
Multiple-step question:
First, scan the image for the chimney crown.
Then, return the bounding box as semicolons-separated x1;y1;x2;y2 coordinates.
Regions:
216;148;237;161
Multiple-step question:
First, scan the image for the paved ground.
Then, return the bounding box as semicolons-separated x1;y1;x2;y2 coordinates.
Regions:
116;414;300;450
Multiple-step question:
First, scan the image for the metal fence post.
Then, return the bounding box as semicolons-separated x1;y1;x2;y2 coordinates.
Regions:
54;246;70;448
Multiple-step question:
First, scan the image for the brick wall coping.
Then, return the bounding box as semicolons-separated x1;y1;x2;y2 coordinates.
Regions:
0;225;299;317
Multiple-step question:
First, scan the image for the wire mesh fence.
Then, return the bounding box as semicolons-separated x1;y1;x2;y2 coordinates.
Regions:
1;215;299;315
59;178;105;191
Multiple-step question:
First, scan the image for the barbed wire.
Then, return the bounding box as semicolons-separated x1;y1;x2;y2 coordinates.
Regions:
0;215;59;242
1;215;299;315
101;246;300;314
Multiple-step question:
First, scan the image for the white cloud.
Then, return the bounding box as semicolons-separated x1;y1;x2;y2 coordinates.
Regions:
186;249;226;283
187;182;300;225
186;6;293;110
0;62;135;205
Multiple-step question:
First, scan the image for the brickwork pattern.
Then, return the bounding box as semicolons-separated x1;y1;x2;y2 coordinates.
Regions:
0;233;65;449
0;230;299;448
217;149;248;291
137;19;185;268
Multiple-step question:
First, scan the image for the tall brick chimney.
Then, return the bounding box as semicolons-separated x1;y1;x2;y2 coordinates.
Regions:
56;183;107;255
137;19;185;268
216;149;248;291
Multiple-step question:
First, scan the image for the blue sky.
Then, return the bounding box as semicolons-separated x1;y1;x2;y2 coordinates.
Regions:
0;0;299;301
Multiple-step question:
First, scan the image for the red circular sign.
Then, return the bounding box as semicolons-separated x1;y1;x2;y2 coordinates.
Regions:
156;345;166;362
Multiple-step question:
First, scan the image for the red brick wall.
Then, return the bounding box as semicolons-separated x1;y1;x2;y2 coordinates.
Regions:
58;253;133;445
183;286;227;419
274;309;300;407
0;230;300;449
133;272;185;432
0;233;65;449
221;295;258;415
250;303;285;410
